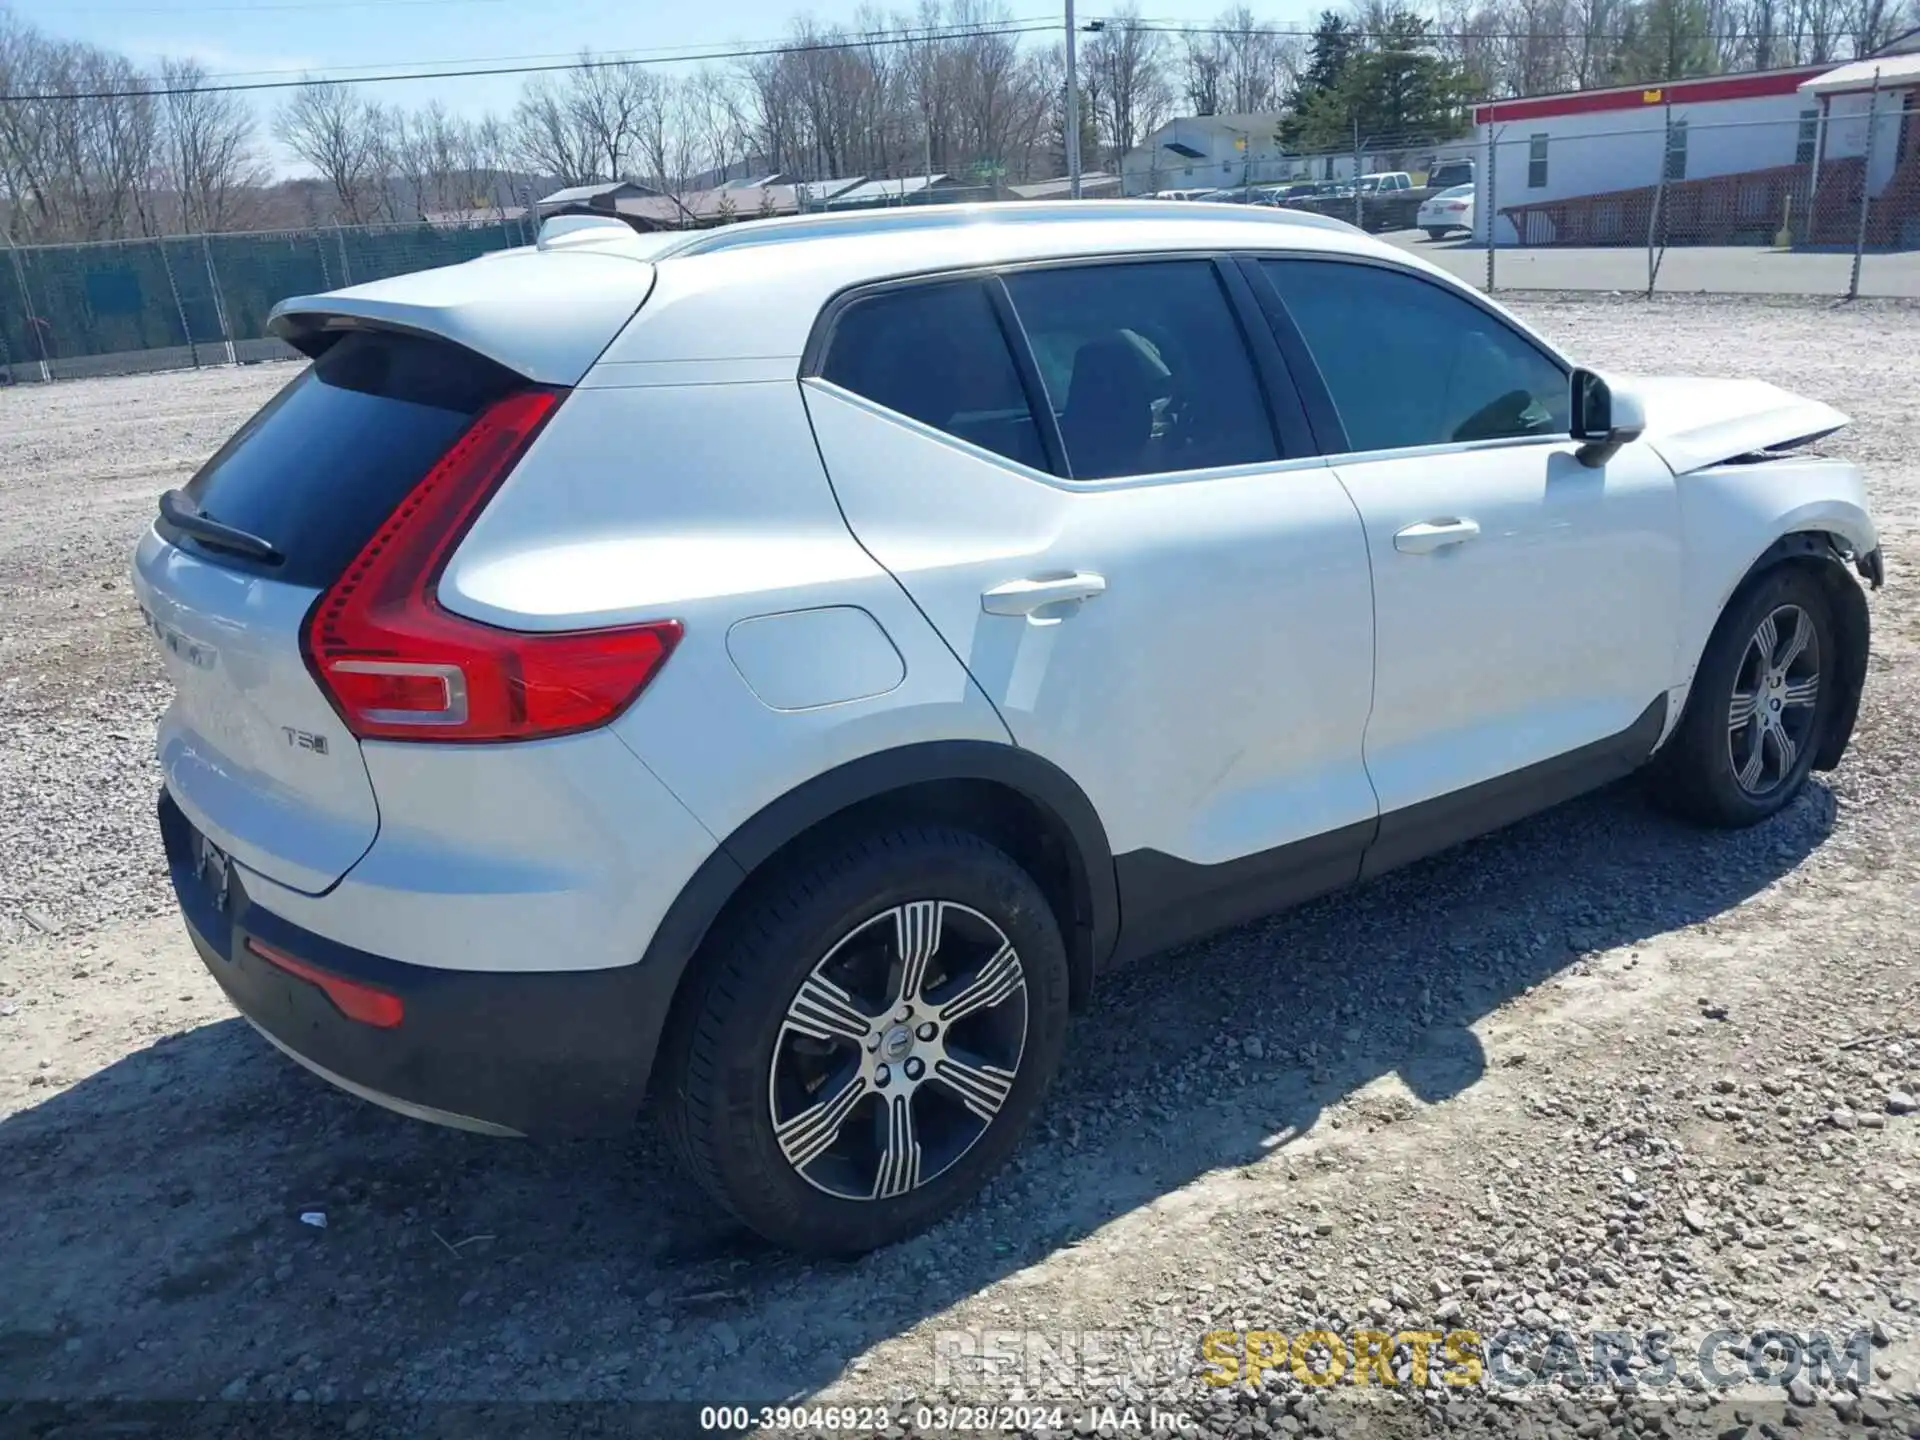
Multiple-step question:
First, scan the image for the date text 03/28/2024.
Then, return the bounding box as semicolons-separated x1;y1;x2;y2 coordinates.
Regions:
697;1405;1196;1432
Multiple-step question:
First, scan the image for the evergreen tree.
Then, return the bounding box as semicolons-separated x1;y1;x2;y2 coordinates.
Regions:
1615;0;1718;82
1287;9;1473;152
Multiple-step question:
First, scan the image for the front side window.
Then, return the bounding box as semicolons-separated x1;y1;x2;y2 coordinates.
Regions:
1261;259;1569;454
817;278;1046;471
1001;260;1277;480
1528;133;1549;188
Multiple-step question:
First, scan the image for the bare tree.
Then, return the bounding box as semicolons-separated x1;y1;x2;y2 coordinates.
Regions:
1181;29;1226;115
635;75;705;200
1206;7;1299;114
156;59;267;234
0;15;159;242
1083;5;1172;170
1840;0;1903;53
512;74;599;185
275;80;384;223
683;67;749;181
568;55;660;180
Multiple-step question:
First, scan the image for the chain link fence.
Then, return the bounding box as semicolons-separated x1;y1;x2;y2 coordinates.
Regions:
1121;105;1918;302
1462;104;1919;300
2;215;534;384
6;120;1915;386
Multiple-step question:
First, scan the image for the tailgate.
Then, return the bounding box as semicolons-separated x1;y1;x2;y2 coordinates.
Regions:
134;532;377;893
133;327;539;894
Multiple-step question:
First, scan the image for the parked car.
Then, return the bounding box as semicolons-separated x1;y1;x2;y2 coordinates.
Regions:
1260;182;1323;206
1351;172;1425;231
1416;182;1475;238
137;203;1883;1255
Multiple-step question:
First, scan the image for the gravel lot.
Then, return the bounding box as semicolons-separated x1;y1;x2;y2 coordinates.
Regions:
2;296;1918;1439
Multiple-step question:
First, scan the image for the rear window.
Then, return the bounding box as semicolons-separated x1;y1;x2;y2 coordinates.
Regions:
169;330;520;588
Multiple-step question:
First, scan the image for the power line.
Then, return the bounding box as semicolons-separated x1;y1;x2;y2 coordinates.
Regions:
60;0;517;11
155;17;1056;83
1113;17;1875;44
0;19;1059;102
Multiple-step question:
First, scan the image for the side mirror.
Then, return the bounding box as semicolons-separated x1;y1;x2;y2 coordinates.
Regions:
1570;368;1646;468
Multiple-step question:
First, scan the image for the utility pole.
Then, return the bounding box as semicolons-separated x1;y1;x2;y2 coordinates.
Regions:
1064;0;1083;198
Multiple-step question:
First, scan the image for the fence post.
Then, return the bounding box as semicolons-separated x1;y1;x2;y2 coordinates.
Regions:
335;226;353;287
1847;68;1881;302
202;235;237;367
1484;125;1497;292
4;240;52;383
1352;120;1364;229
1646;114;1670;298
315;232;333;290
157;237;200;370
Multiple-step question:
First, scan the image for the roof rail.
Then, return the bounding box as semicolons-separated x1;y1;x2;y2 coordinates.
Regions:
660;199;1358;259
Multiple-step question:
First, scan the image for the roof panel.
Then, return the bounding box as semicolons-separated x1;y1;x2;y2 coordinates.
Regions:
1800;52;1920;93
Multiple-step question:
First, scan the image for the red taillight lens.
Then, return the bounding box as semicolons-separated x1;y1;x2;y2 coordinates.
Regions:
246;938;405;1028
303;386;682;742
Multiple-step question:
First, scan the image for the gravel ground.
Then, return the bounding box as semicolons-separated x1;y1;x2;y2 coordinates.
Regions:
1;297;1917;1440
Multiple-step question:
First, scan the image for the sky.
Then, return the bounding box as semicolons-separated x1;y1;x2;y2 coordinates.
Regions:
12;0;1323;168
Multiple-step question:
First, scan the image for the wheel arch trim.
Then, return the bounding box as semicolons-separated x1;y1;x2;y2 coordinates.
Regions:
635;742;1118;1090
1691;528;1871;773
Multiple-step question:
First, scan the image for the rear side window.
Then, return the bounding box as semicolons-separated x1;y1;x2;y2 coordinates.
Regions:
817;280;1046;471
172;330;519;588
1260;259;1568;453
1003;261;1277;480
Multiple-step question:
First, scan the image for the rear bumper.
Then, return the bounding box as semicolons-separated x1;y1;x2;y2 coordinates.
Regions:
160;790;680;1137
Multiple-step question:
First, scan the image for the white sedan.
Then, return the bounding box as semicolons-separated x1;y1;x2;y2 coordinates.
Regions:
1418;182;1474;238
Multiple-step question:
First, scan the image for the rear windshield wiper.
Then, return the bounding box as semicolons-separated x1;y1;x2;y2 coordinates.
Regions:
158;490;285;566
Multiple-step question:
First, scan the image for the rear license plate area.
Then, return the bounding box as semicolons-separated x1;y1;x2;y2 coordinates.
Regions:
159;793;237;954
192;830;233;915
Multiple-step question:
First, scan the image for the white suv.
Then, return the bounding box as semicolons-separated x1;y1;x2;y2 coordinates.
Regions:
134;204;1882;1254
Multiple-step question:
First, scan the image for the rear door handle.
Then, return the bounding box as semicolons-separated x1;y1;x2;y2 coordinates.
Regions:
1393;518;1481;554
981;572;1107;616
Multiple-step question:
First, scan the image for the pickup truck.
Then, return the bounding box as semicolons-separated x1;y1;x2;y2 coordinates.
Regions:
1305;162;1475;233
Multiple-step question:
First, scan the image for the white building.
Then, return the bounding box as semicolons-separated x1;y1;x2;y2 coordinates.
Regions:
1120;115;1401;195
1470;32;1920;246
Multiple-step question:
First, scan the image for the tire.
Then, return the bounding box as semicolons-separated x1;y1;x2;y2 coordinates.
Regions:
1648;564;1839;828
660;824;1070;1255
1425;227;1449;240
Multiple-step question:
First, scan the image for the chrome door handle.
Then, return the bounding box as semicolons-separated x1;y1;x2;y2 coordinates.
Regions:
1394;518;1481;554
981;572;1107;616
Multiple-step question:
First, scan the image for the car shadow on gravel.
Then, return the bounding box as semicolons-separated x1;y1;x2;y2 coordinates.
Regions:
0;777;1835;1404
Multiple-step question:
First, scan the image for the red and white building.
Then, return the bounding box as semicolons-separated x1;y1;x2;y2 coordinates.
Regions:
1470;31;1920;247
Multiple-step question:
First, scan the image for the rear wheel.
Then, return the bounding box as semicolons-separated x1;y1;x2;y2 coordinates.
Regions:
661;825;1069;1254
1425;226;1450;240
1649;565;1837;827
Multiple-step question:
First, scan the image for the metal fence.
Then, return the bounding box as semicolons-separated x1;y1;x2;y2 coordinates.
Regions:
1127;107;1919;302
1;215;534;383
5;112;1916;386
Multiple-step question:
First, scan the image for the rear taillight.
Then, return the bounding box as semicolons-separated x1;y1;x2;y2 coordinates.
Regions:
303;387;682;743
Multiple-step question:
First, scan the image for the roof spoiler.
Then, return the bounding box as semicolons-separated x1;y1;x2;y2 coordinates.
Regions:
266;246;658;386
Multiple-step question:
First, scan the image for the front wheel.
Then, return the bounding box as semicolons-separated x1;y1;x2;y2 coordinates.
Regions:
660;825;1070;1254
1648;565;1839;827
